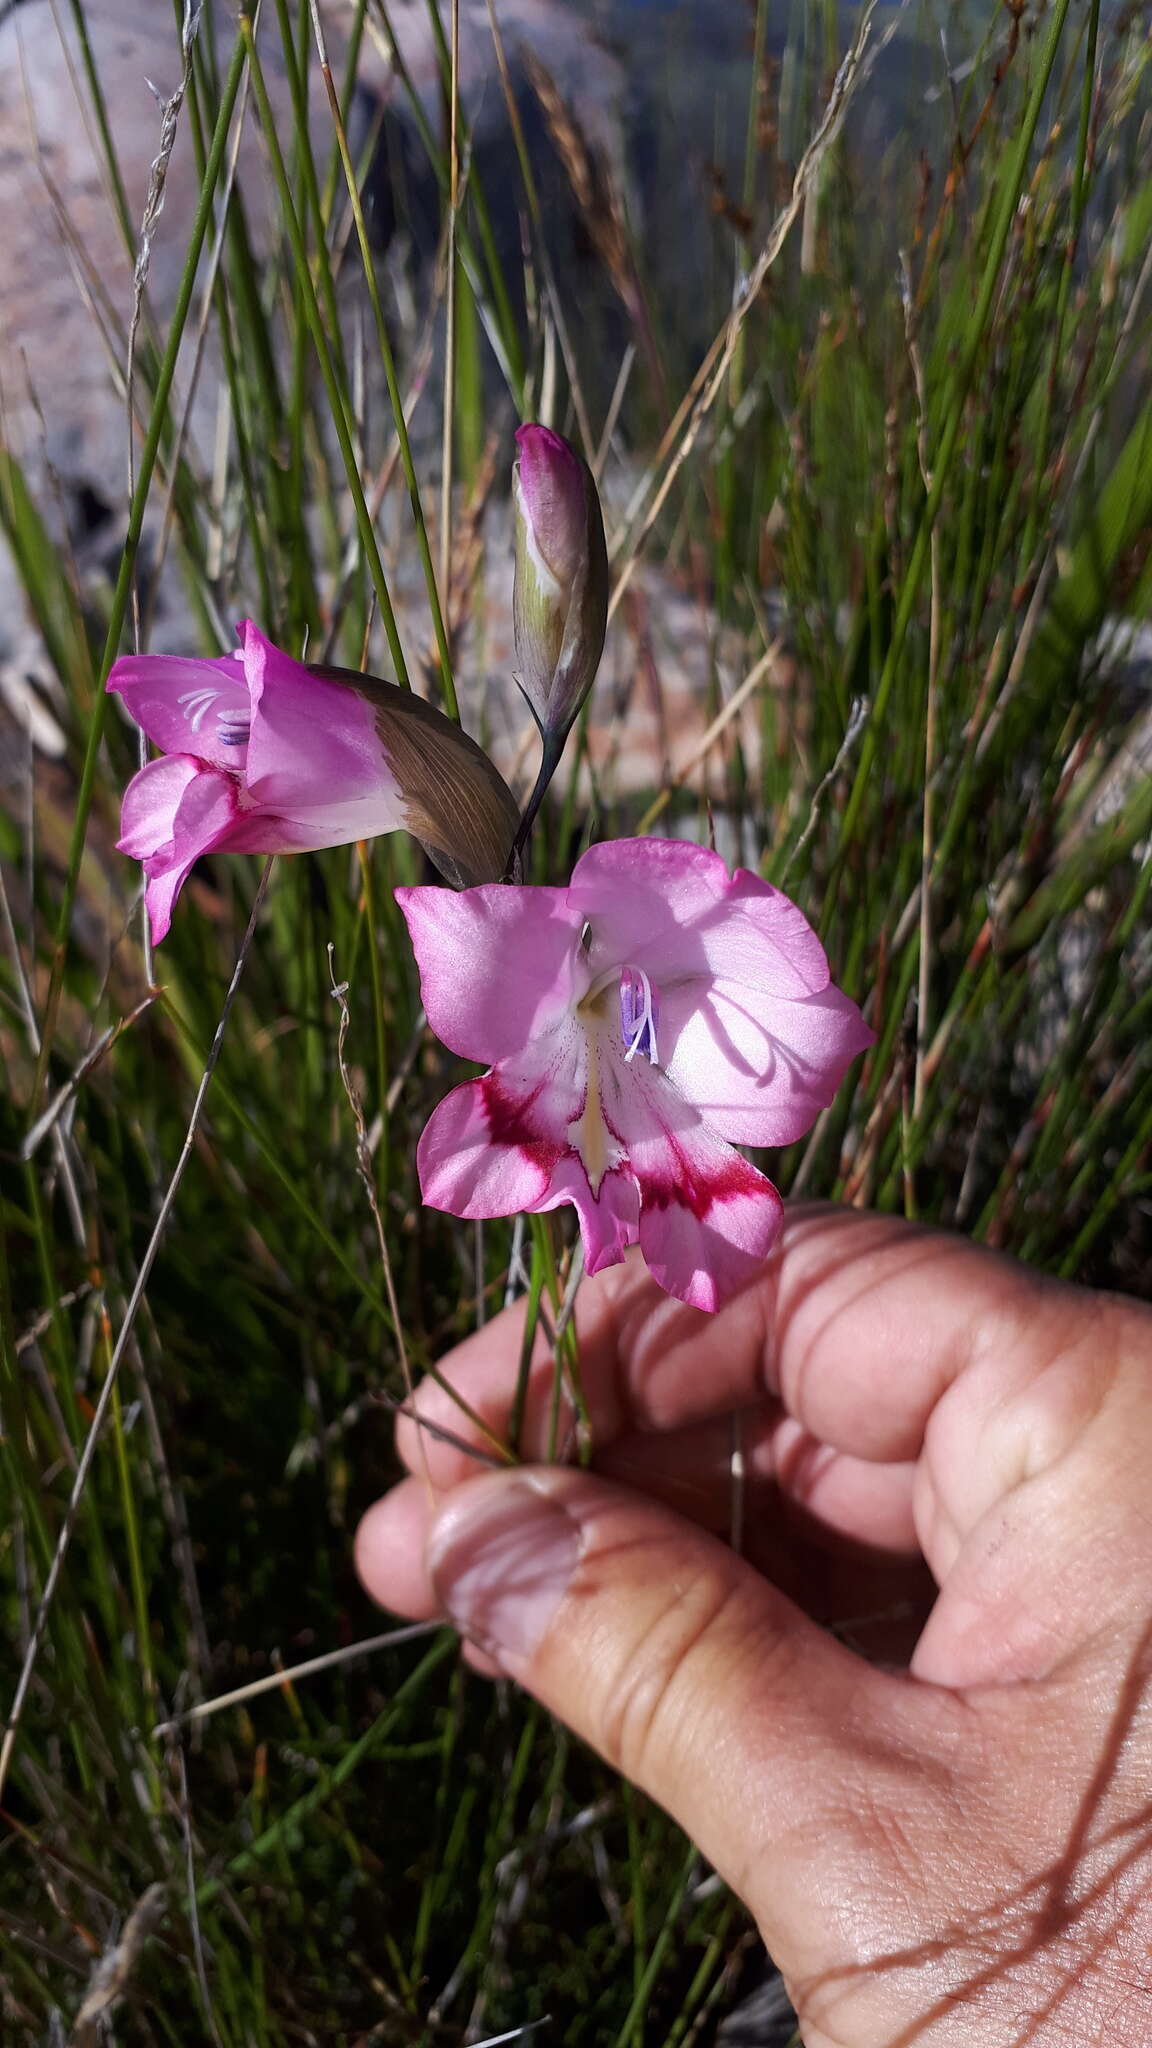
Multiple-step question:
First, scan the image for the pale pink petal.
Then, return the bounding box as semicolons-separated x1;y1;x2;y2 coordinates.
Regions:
549;1157;639;1275
397;883;584;1064
240;621;402;820
417;1080;641;1275
118;754;206;859
135;762;245;944
692;866;832;997
639;1161;782;1313
599;1053;783;1310
417;1028;586;1215
572;837;831;998
571;836;724;972
107;651;251;769
245;793;413;852
418;1079;565;1216
661;978;873;1146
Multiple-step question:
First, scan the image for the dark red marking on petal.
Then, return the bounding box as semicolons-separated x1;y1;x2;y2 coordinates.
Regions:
637;1141;767;1221
481;1072;567;1175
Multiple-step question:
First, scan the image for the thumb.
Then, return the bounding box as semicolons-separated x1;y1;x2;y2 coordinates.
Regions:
423;1463;938;1927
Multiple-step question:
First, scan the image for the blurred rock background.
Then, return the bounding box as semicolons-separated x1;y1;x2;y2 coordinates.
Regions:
0;0;988;780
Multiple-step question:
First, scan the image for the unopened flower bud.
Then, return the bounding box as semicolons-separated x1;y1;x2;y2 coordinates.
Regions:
512;423;608;747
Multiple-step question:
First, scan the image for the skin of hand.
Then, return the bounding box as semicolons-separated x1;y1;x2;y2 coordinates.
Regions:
355;1205;1152;2047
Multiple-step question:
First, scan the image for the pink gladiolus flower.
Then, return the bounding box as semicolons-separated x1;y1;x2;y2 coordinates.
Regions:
108;620;518;944
397;837;873;1312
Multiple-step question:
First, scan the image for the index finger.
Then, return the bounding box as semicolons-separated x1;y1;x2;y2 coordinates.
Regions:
396;1203;1062;1482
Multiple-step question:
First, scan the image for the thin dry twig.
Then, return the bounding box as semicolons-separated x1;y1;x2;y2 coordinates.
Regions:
326;943;414;1403
152;1619;441;1736
172;1747;223;2048
782;696;869;880
126;0;205;536
21;994;159;1160
438;0;462;620
636;638;786;833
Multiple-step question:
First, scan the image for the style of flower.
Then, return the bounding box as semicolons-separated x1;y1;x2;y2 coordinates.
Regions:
107;621;519;944
397;837;872;1312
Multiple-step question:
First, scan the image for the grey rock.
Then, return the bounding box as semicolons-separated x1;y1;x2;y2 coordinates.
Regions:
0;0;341;718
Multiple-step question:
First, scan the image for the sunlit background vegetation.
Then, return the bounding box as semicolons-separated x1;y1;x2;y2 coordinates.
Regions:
2;0;1150;2039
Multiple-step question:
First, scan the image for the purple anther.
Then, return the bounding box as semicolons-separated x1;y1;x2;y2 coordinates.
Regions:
620;965;659;1065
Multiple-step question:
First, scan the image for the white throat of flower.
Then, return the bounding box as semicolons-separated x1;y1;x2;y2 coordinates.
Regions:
570;960;661;1193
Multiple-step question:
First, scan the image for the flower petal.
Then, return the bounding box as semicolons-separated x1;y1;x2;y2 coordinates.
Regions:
418;1078;564;1217
242;622;399;814
417;1026;587;1216
107;651;252;769
661;978;873;1147
134;761;244;945
417;1074;640;1276
551;1158;639;1275
397;883;584;1064
118;754;206;860
639;1153;782;1313
572;837;832;998
598;1052;783;1311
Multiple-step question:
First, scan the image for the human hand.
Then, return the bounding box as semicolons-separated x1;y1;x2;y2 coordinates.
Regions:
355;1206;1152;2046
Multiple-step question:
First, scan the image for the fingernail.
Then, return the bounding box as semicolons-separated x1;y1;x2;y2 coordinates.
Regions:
428;1474;581;1664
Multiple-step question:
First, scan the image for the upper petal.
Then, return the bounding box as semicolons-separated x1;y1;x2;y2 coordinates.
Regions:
571;837;831;998
397;883;584;1065
107;650;252;769
241;621;402;815
662;978;873;1147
